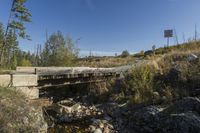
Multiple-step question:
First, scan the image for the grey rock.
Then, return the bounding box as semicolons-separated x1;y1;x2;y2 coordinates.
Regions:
92;119;101;125
114;97;200;133
163;97;200;114
103;125;110;133
59;115;72;122
107;123;114;129
104;115;112;121
59;99;71;104
158;112;200;133
187;54;198;61
89;125;96;132
22;117;29;125
99;122;104;129
94;128;102;133
72;103;81;112
133;106;161;125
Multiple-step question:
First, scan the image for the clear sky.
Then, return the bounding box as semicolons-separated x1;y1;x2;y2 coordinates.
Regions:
1;0;200;56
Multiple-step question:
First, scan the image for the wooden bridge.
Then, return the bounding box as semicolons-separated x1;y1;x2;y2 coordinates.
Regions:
16;67;124;88
0;66;131;99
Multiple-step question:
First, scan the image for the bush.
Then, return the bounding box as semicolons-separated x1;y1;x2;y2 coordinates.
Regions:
19;58;32;66
133;50;145;58
125;65;156;104
121;50;130;57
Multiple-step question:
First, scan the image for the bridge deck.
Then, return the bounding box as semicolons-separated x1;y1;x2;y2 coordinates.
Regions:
0;66;131;99
14;67;125;87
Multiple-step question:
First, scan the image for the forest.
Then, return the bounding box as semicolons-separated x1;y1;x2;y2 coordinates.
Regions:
0;0;79;69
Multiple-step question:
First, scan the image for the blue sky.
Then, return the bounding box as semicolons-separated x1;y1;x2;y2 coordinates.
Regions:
1;0;200;56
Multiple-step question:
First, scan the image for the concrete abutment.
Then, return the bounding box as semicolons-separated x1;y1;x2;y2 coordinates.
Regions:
0;74;39;99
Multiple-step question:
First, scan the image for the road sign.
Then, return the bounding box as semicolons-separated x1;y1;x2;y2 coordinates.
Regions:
164;30;173;38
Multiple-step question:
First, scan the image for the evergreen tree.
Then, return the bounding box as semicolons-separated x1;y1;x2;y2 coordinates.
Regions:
8;0;31;39
0;24;4;47
1;0;31;66
5;30;18;67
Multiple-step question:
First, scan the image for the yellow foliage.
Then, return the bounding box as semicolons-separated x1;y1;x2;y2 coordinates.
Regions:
19;58;32;66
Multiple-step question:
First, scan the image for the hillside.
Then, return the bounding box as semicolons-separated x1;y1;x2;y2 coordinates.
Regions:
0;41;200;132
75;56;135;67
75;41;200;68
1;0;200;132
43;41;200;132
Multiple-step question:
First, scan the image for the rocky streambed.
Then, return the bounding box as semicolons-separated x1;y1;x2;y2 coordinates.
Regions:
45;98;116;133
43;97;200;133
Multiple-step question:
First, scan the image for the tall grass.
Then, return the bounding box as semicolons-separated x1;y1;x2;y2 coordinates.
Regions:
125;64;156;104
122;47;200;105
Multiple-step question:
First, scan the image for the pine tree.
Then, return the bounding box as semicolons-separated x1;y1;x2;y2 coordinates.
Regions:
1;0;31;66
8;0;31;39
0;24;4;45
5;30;18;68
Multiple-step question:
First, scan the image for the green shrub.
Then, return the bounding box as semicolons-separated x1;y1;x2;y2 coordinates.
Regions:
121;50;130;58
125;65;156;104
19;58;32;66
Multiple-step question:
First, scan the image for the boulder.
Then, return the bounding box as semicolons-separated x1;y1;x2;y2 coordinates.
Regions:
163;97;200;114
132;106;161;125
72;103;82;112
187;54;198;61
89;125;96;132
115;97;200;133
94;128;102;133
157;112;200;133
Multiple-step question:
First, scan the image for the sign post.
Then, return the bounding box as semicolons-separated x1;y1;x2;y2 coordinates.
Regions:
164;30;173;47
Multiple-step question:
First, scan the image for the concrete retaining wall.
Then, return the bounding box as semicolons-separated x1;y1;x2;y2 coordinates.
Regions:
0;74;39;99
15;87;39;99
12;74;38;87
0;75;11;87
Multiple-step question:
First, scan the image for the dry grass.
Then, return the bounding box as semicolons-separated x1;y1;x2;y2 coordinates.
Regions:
124;64;157;104
76;41;200;105
0;87;46;133
120;42;200;105
75;56;135;67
